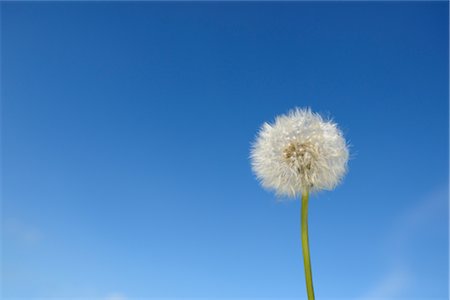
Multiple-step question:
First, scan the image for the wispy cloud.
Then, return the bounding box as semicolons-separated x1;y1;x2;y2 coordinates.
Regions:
3;218;43;245
360;264;411;300
359;185;448;299
104;293;127;300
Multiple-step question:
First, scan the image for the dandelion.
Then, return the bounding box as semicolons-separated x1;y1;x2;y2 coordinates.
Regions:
250;107;349;300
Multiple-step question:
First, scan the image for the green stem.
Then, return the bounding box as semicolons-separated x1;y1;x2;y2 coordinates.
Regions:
301;189;315;300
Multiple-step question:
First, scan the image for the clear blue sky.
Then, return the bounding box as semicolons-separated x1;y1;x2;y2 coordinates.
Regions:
2;2;448;300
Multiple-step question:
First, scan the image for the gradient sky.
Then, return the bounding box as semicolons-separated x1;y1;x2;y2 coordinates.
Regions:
1;2;448;300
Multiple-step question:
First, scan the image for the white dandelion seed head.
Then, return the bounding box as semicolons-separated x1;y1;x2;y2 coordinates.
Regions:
250;107;349;198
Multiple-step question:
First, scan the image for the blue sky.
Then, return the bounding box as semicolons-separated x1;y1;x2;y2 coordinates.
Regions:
1;2;448;300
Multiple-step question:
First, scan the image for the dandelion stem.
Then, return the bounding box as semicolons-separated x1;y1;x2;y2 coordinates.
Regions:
301;189;315;300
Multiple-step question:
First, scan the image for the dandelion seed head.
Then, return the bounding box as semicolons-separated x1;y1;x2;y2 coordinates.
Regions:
250;108;349;197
